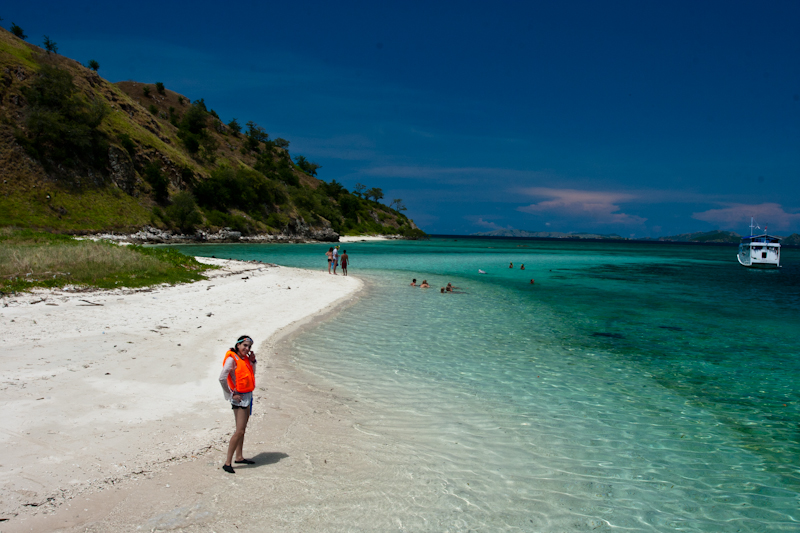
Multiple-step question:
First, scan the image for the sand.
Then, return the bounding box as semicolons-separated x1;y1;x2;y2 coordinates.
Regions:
337;235;398;242
0;258;366;530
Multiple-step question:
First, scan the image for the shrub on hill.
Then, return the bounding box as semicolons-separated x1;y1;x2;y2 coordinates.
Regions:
10;23;26;40
16;65;109;177
158;191;202;233
193;167;286;215
294;154;321;176
143;161;169;203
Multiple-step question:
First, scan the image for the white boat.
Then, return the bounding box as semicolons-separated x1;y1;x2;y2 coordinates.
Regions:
737;218;781;268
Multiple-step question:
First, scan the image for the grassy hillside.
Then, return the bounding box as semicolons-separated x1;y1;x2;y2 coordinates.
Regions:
0;27;423;239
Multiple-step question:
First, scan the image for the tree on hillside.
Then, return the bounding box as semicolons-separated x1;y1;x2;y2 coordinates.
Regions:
390;198;406;211
10;23;26;40
143;161;169;203
227;118;241;136
142;86;151;98
244;121;269;152
87;59;100;71
294;155;321;177
353;183;366;197
155;82;165;95
19;65;109;172
164;191;202;233
176;100;211;155
43;36;57;54
365;187;384;202
274;138;290;150
320;179;346;198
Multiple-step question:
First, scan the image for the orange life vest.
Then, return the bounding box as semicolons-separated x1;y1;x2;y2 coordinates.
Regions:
223;349;255;393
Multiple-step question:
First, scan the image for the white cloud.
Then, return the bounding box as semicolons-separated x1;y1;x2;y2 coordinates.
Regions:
516;187;647;226
692;203;800;231
466;216;510;231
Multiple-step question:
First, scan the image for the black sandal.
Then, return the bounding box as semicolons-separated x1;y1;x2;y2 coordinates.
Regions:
222;464;235;473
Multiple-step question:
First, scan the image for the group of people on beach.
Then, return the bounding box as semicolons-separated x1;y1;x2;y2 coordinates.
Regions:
410;279;464;293
325;246;349;275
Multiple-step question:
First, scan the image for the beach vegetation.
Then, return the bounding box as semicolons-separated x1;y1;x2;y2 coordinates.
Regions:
0;229;210;293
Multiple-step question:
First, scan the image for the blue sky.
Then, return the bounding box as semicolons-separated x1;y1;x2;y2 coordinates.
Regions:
8;1;800;236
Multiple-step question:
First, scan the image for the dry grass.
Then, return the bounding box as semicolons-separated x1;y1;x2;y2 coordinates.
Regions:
0;230;209;292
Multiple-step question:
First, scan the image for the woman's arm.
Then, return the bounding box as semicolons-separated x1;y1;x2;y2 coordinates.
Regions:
219;357;236;401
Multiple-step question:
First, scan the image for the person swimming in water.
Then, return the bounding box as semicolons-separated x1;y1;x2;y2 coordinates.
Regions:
410;278;417;286
420;280;430;288
509;262;513;268
520;264;525;270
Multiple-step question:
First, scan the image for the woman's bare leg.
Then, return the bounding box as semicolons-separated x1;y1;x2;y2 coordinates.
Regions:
225;408;250;466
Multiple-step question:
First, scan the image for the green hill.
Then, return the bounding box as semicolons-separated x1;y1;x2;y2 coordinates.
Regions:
0;28;423;240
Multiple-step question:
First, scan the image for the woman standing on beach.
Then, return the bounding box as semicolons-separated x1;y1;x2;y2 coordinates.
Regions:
326;247;333;273
219;335;257;473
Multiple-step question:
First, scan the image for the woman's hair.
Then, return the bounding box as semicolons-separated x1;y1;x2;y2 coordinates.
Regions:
234;335;254;350
329;247;334;251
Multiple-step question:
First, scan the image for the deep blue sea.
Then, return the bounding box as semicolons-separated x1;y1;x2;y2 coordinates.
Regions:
175;237;799;531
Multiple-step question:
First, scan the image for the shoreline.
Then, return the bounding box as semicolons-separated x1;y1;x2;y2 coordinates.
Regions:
73;226;411;245
0;258;363;526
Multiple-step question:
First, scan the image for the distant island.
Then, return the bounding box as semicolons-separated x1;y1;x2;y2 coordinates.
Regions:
472;228;800;245
472;229;626;240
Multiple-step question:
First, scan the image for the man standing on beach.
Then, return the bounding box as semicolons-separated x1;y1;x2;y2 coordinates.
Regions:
332;246;339;275
340;249;349;276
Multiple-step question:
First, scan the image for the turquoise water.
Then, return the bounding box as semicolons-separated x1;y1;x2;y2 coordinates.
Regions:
176;238;799;531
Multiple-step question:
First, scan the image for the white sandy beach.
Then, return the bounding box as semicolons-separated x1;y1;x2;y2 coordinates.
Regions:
0;258;364;528
337;235;397;242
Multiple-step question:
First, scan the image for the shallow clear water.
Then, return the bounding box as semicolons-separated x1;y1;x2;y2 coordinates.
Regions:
176;238;800;531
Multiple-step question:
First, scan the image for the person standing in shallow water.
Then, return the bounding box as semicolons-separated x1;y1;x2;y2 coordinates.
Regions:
340;249;349;276
219;335;258;473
